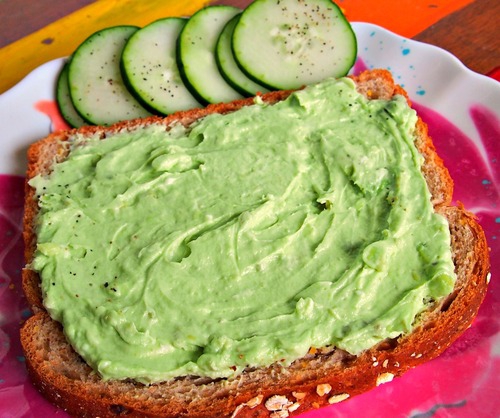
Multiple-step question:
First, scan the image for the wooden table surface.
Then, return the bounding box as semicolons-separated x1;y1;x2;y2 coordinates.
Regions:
0;0;498;95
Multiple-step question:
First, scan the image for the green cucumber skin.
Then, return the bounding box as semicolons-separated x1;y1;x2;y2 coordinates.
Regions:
119;59;161;115
121;17;201;115
56;60;87;128
69;26;136;124
232;0;357;90
68;25;152;126
215;14;269;97
121;18;185;114
176;25;210;106
214;14;248;96
176;5;243;105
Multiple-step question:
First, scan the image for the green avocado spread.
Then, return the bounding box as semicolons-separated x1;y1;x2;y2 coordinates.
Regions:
30;77;456;383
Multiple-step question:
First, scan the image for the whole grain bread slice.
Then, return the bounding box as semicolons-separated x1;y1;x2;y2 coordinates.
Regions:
21;70;489;418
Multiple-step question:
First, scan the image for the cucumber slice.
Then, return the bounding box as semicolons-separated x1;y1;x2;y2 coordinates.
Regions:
215;14;269;96
232;0;357;90
121;18;202;115
56;60;87;128
177;6;243;104
68;25;152;126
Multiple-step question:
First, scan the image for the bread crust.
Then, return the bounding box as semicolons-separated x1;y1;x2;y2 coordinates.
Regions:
20;70;489;417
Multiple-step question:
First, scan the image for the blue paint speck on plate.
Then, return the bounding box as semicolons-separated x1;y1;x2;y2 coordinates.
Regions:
370;31;376;37
483;179;492;185
416;90;426;96
402;48;411;56
21;308;32;319
495;217;500;223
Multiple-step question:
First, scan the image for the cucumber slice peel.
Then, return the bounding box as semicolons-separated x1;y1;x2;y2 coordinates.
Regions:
215;14;269;96
177;6;244;104
56;60;87;128
121;18;202;115
232;0;357;90
68;25;152;126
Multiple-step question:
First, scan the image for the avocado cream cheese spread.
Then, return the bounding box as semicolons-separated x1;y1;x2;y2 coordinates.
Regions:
30;77;456;383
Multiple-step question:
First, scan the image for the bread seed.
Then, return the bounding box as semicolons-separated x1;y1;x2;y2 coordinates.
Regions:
265;395;292;411
231;394;264;417
292;392;306;400
328;393;350;404
246;394;263;408
316;383;332;396
376;372;394;386
230;404;244;418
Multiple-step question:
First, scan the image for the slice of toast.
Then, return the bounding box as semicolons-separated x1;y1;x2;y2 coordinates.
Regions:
21;70;489;418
